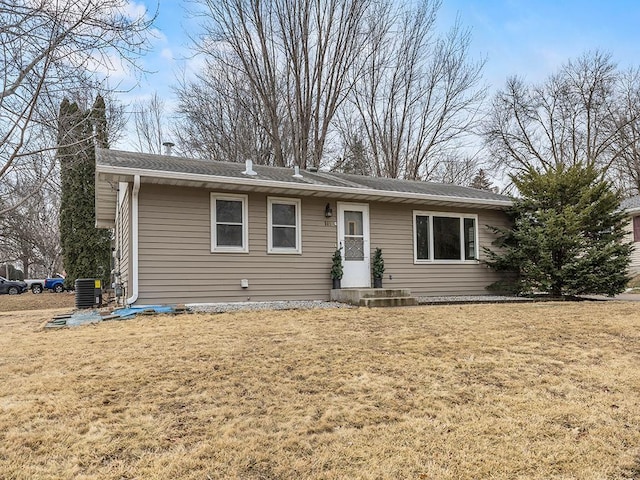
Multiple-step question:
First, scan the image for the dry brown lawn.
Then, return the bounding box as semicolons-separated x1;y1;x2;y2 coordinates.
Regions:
627;274;640;293
1;302;639;479
0;291;75;312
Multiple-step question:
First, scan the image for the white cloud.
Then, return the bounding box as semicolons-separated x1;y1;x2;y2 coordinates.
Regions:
151;28;168;44
184;53;206;77
125;1;148;20
161;48;174;61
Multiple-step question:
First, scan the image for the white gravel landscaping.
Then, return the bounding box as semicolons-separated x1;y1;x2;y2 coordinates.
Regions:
187;295;532;313
187;300;354;313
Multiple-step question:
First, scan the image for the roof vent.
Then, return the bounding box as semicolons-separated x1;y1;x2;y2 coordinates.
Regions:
242;159;257;176
292;165;303;179
162;141;175;156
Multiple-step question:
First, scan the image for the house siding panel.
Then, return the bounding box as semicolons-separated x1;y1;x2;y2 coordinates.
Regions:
116;185;131;299
625;217;640;275
137;185;337;304
134;184;509;303
368;202;508;296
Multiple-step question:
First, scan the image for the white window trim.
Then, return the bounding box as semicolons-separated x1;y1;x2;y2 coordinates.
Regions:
211;193;249;253
267;197;302;254
413;211;479;264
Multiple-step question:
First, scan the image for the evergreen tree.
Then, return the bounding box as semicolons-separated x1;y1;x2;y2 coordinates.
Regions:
470;169;495;191
337;137;371;176
0;264;24;280
485;163;632;297
92;95;110;149
58;97;112;288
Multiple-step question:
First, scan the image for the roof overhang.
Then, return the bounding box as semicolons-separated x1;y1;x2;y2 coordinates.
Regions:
96;164;512;228
624;206;640;216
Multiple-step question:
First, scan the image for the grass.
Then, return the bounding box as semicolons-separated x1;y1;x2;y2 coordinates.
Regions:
0;291;75;312
627;274;640;293
1;302;639;479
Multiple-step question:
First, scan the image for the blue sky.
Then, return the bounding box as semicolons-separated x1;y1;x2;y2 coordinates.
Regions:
438;0;640;87
116;0;640;148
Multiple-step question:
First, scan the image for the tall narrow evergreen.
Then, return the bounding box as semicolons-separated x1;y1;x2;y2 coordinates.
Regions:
58;97;112;288
92;95;110;149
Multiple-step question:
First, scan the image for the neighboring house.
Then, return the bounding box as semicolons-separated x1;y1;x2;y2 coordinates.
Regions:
622;196;640;275
95;149;513;305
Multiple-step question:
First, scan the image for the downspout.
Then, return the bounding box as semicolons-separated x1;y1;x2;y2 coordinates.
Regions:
126;175;140;306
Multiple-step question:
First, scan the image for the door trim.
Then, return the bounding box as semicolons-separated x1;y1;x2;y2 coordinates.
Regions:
337;202;370;288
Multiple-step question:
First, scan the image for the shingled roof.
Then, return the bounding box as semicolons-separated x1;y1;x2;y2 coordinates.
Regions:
95;149;511;227
621;196;640;213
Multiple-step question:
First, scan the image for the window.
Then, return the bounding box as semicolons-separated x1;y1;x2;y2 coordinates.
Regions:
433;216;461;260
464;218;477;260
413;211;478;263
343;210;364;260
211;193;248;252
268;197;301;254
634;216;640;242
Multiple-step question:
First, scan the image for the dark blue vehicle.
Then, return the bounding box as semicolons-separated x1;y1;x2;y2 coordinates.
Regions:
0;276;28;295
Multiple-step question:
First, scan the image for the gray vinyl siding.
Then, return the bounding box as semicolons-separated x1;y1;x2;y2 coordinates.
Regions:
369;202;508;296
625;217;640;275
134;184;510;304
116;185;131;299
137;185;337;304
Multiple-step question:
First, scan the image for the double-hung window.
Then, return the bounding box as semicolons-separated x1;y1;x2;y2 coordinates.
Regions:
413;211;478;263
211;193;248;252
268;197;301;254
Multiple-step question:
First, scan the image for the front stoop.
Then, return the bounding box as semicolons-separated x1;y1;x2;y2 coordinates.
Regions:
330;288;418;307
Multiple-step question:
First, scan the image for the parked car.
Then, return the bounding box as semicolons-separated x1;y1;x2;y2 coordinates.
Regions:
0;276;28;295
24;278;45;294
24;274;65;294
45;275;65;293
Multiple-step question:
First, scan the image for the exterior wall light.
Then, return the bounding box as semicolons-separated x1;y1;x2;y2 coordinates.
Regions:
325;203;333;218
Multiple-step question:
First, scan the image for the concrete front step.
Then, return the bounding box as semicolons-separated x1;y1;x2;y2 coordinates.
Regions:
359;296;418;307
360;288;411;298
330;288;417;307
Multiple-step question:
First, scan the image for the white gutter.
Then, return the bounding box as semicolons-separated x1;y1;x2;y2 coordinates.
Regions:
96;164;512;208
126;175;140;306
624;207;640;215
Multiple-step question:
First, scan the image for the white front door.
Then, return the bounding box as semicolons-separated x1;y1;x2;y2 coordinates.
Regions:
337;203;370;288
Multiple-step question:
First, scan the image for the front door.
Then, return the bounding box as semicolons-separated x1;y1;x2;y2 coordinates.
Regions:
337;203;370;288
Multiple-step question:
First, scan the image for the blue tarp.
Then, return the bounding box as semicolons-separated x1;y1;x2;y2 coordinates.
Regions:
46;305;179;328
65;309;103;326
111;305;175;319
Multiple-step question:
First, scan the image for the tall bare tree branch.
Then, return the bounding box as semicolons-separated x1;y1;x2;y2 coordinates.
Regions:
484;51;640;184
0;0;154;214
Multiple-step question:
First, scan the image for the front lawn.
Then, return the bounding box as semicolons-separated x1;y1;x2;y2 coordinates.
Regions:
0;303;639;479
0;290;75;312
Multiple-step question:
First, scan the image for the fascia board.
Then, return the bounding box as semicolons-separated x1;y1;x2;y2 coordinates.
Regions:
96;164;513;208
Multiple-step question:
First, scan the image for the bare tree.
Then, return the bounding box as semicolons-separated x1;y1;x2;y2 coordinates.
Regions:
133;92;167;155
346;0;485;180
0;0;154;215
189;0;373;168
430;154;481;186
609;68;640;196
484;51;640;178
181;0;483;177
174;64;276;163
0;178;62;278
